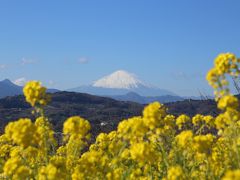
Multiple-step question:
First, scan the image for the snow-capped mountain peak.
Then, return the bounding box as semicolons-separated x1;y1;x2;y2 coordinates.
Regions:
93;70;145;89
69;70;177;96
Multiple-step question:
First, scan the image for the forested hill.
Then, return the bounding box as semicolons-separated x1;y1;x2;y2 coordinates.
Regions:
0;91;222;136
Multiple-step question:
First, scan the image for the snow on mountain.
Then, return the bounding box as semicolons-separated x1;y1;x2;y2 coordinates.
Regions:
93;70;147;89
68;70;178;97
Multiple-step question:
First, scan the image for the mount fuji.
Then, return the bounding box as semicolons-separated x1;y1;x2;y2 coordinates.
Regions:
68;70;177;97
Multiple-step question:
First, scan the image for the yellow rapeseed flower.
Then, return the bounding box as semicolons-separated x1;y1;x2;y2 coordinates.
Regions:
176;114;190;130
63;116;91;137
175;130;193;147
23;81;50;107
166;166;185;180
143;102;166;130
5;118;38;148
217;95;239;111
222;169;240;180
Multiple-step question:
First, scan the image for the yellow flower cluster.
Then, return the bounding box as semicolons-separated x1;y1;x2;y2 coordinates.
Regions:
5;118;38;148
176;114;190;130
23;81;50;107
63;116;91;137
176;130;193;147
217;95;239;110
222;170;240;180
206;53;240;99
165;166;185;180
193;134;215;153
0;53;239;179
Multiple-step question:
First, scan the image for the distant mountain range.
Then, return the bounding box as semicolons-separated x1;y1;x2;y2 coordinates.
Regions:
0;79;23;98
0;75;208;103
108;92;184;104
68;70;177;96
0;79;59;99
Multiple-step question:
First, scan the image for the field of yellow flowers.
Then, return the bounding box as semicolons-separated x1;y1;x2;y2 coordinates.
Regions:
0;53;240;179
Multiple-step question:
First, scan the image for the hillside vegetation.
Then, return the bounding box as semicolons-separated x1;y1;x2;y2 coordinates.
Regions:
0;92;220;136
0;92;143;136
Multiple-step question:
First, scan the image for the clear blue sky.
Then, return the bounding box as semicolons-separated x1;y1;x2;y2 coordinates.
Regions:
0;0;239;96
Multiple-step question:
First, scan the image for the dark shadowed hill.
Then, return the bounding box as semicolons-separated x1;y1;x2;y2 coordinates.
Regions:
0;91;223;136
0;92;143;136
165;99;220;117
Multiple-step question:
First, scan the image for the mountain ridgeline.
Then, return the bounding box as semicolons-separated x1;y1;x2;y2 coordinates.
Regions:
0;79;22;98
0;77;185;103
108;92;184;104
0;79;59;99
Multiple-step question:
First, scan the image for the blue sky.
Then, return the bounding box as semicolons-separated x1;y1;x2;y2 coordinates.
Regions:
0;0;239;96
